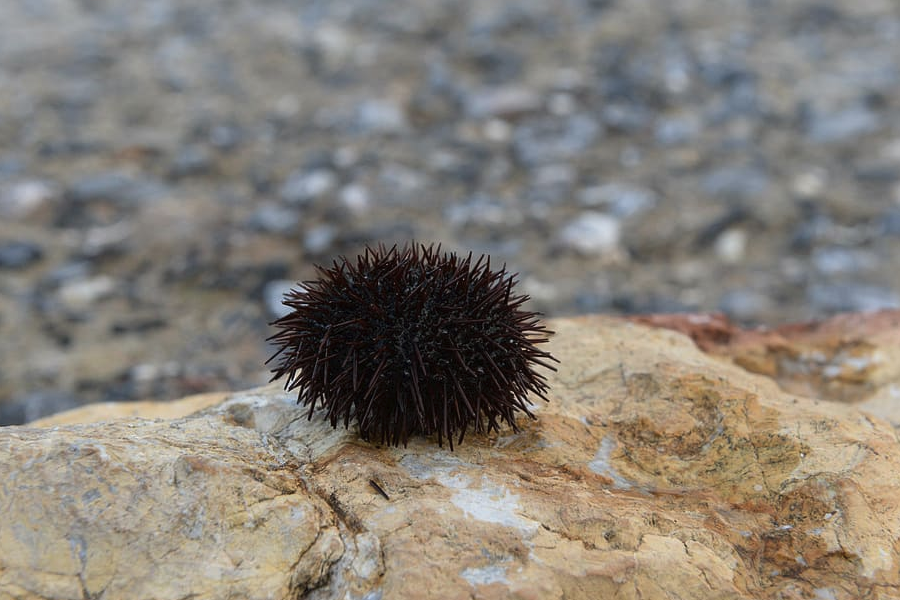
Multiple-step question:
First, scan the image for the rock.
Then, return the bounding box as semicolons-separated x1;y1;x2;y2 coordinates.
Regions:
279;169;337;205
512;114;601;166
0;241;44;269
806;104;880;144
6;313;900;599
263;279;297;318
169;145;212;178
0;391;81;426
246;203;300;235
702;165;770;200
558;211;621;255
68;171;168;205
465;86;542;119
0;180;58;218
56;275;118;310
355;99;408;134
576;182;657;217
303;225;336;254
808;283;900;314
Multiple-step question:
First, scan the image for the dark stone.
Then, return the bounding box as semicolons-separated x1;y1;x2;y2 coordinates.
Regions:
0;391;83;426
0;241;44;269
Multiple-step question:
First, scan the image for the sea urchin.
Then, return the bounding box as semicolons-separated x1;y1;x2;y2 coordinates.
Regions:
267;243;558;448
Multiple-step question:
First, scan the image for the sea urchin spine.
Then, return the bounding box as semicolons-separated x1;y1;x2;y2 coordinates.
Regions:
267;243;558;449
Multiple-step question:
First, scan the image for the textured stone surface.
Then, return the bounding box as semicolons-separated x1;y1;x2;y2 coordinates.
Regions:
3;313;900;599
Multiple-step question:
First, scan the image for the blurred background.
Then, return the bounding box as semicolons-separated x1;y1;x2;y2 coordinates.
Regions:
1;0;899;424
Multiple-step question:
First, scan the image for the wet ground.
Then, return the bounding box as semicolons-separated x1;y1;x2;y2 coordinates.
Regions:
1;0;899;423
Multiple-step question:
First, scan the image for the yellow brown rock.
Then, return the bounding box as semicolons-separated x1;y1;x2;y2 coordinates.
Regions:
2;314;900;599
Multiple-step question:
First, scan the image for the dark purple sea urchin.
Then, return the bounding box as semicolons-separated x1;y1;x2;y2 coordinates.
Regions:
266;243;558;449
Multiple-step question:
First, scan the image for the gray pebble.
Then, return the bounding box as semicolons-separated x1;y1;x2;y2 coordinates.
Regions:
356;99;408;133
264;279;299;318
69;171;168;205
702;166;769;200
304;225;336;254
513;114;601;166
170;145;212;178
247;203;300;234
0;241;44;269
811;246;876;275
558;212;621;255
808;283;900;313
718;289;771;322
465;86;542;119
577;183;657;217
280;169;337;205
806;105;880;143
0;390;83;426
0;180;57;217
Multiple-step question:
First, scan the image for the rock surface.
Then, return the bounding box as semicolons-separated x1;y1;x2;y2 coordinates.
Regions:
3;313;900;599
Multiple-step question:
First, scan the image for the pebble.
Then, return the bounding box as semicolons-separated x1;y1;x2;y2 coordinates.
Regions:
279;169;337;205
169;145;212;178
513;114;601;166
465;86;542;119
714;228;748;264
718;289;770;322
57;275;117;310
263;279;298;318
811;247;876;275
0;180;57;217
304;225;337;254
655;114;701;146
808;283;900;313
247;203;300;234
0;241;44;269
702;166;769;200
0;390;82;426
68;171;168;205
558;212;621;255
577;183;657;217
339;184;371;215
806;105;880;144
356;99;408;133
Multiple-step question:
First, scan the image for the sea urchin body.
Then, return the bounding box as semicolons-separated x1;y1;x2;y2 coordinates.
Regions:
267;243;558;448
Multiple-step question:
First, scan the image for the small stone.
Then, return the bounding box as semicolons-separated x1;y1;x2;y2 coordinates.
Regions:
513;114;601;166
247;203;300;234
791;168;829;199
338;184;371;215
0;180;57;217
80;222;133;258
714;228;748;264
808;283;900;313
718;289;770;322
0;241;44;269
655;114;701;146
558;212;621;255
263;279;298;318
69;171;168;205
807;105;880;143
465;86;542;119
209;124;242;150
577;183;657;217
58;275;117;310
280;169;337;205
0;390;81;426
702;166;769;200
356;99;407;133
304;225;336;254
482;119;512;142
169;145;211;178
811;247;876;275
